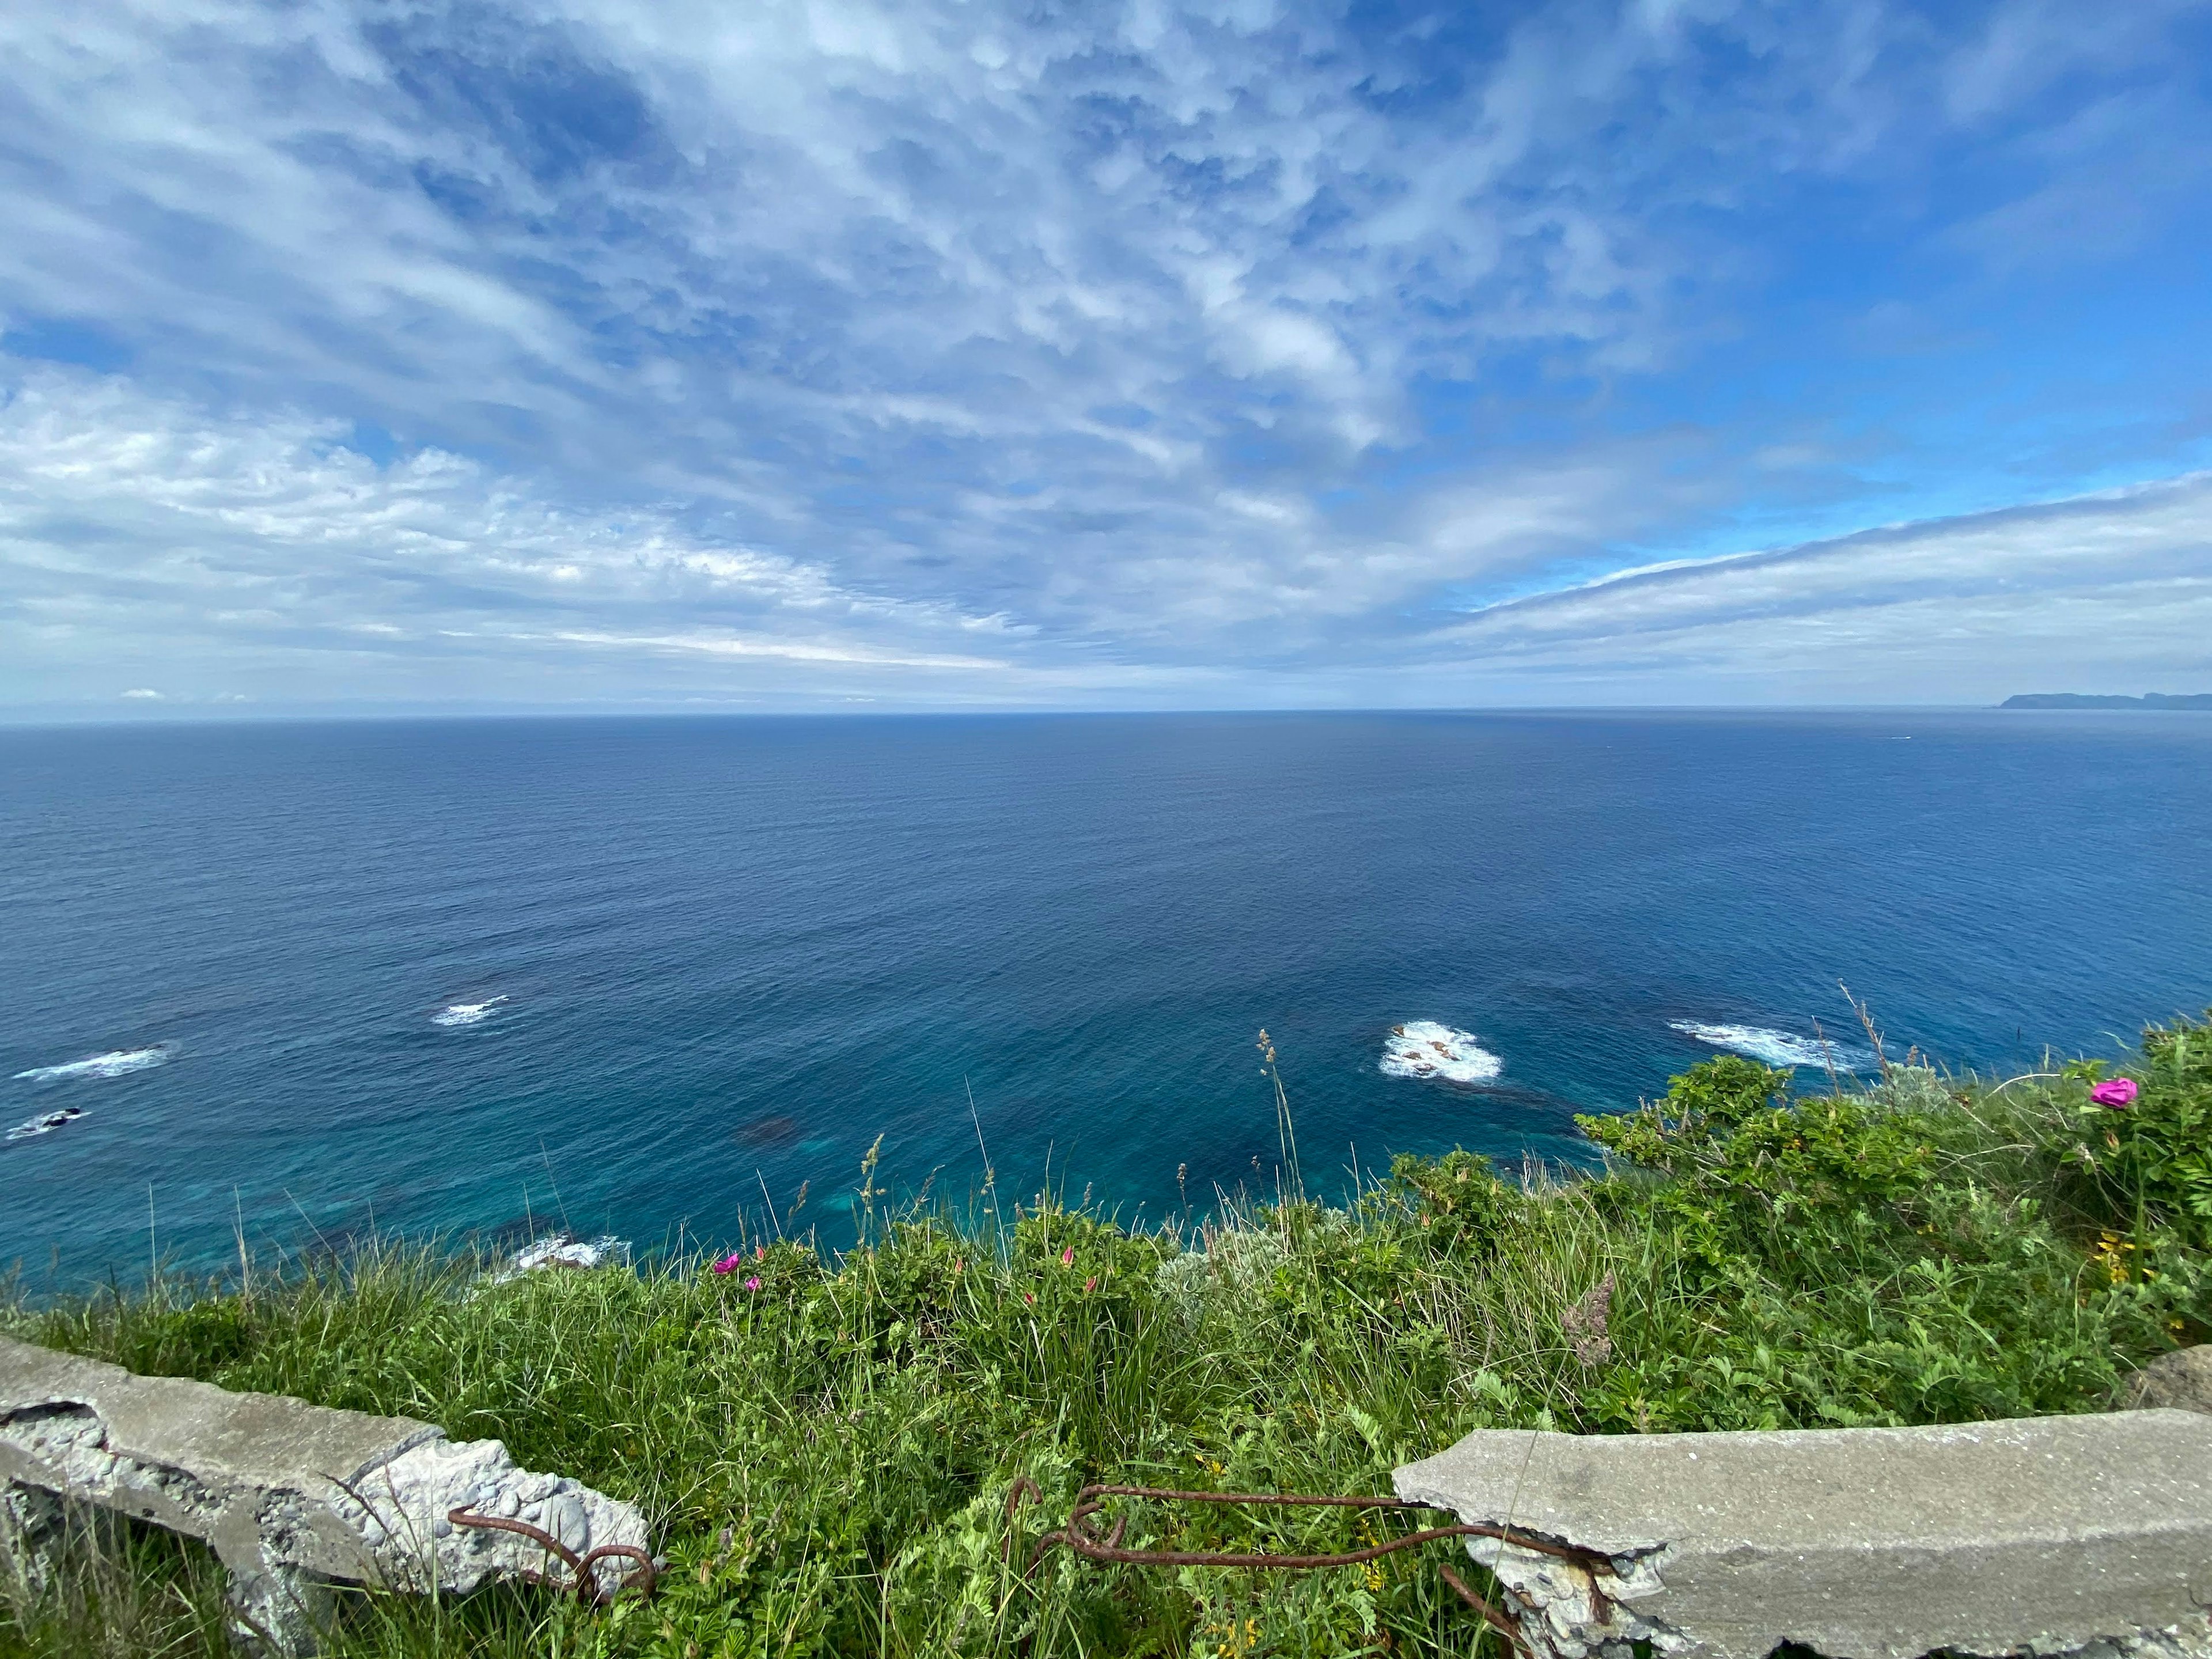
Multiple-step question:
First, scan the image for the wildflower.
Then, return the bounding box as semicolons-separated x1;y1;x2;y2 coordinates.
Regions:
756;1243;768;1259
1084;1276;1096;1293
1060;1246;1075;1266
711;1253;743;1275
1024;1291;1035;1304
2090;1078;2139;1108
744;1275;763;1291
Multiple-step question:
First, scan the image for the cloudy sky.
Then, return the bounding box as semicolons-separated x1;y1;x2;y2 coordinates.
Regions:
3;0;2209;714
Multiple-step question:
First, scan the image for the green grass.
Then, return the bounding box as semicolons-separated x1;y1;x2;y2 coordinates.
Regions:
5;1014;2210;1659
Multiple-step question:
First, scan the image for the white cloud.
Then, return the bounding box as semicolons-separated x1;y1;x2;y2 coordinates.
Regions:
1423;474;2212;699
0;1;2207;708
530;628;1007;671
0;369;1021;704
0;4;1990;496
6;365;2205;709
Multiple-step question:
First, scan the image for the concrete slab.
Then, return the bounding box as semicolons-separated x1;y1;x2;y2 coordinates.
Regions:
0;1335;649;1655
1395;1411;2212;1659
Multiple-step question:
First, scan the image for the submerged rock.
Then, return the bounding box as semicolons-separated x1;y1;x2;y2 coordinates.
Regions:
500;1233;631;1278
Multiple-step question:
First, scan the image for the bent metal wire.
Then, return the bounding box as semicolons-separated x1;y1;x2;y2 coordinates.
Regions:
1006;1479;1612;1656
446;1506;659;1607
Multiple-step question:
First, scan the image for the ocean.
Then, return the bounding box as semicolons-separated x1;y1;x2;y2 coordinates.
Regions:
2;710;2207;1284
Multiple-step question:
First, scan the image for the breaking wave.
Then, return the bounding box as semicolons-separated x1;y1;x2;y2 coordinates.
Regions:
432;996;508;1028
1669;1021;1871;1070
7;1105;86;1143
12;1046;169;1084
1380;1021;1503;1084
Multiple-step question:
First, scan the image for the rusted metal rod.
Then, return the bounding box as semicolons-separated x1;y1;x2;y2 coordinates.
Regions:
1009;1480;1605;1573
1440;1562;1529;1653
1005;1478;1608;1658
447;1506;659;1607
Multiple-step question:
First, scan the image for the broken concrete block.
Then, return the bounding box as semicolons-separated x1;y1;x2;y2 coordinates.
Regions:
0;1477;65;1594
2115;1346;2212;1415
0;1335;650;1656
1394;1410;2212;1659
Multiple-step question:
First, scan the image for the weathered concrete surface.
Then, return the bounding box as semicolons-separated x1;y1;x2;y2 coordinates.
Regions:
2116;1347;2212;1416
1395;1410;2212;1659
0;1478;64;1594
0;1335;649;1655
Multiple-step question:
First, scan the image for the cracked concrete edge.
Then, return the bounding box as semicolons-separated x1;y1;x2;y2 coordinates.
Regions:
1395;1412;2212;1659
1391;1459;1688;1659
0;1334;649;1609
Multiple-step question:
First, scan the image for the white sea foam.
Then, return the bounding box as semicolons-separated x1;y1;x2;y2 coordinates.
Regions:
492;1234;631;1283
12;1046;169;1084
432;996;509;1028
1669;1021;1871;1070
1380;1021;1503;1084
7;1105;86;1142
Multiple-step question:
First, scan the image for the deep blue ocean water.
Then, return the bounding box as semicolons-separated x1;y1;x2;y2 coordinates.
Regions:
2;711;2207;1285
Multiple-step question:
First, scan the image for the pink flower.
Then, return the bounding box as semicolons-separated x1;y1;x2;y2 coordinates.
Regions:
1084;1277;1097;1293
1024;1291;1035;1304
2091;1078;2139;1109
1060;1247;1074;1267
744;1275;763;1291
755;1244;767;1259
711;1253;743;1275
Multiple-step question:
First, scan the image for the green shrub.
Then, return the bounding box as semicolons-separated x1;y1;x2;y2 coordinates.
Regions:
2056;1013;2212;1245
1385;1149;1520;1249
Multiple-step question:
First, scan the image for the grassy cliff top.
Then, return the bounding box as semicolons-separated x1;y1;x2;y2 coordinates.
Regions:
6;1016;2210;1659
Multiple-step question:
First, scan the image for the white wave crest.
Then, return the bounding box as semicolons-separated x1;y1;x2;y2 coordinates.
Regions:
1669;1021;1869;1070
432;996;509;1028
495;1234;631;1282
7;1105;86;1142
1380;1021;1503;1084
13;1046;169;1084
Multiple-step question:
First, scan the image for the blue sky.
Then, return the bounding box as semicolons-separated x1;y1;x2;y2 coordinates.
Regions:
2;0;2209;712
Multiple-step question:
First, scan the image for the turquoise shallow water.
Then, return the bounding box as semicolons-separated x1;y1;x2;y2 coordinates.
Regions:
2;710;2207;1283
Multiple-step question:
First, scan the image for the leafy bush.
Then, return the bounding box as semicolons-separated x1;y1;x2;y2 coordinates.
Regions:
1384;1149;1521;1249
2056;1014;2212;1245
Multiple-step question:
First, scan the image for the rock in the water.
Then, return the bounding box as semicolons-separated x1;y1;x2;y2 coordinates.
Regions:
1394;1410;2212;1659
500;1233;631;1278
2115;1346;2212;1415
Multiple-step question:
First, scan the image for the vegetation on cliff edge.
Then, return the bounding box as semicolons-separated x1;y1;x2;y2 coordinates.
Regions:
5;1014;2209;1659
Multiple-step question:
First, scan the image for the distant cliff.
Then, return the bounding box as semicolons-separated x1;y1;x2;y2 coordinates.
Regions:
2002;692;2212;710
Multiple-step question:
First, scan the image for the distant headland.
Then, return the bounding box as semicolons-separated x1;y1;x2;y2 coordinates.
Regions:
2001;692;2212;710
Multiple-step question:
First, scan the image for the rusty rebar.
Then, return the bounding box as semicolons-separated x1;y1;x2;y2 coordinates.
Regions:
1003;1478;1606;1657
1009;1480;1603;1574
446;1506;658;1607
1440;1562;1528;1653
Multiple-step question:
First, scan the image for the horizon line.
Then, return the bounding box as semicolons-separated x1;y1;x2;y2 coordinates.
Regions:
7;699;2208;731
